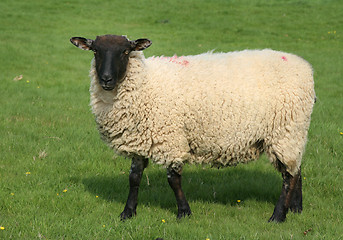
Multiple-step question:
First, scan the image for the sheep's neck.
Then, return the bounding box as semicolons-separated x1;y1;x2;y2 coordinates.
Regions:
89;55;146;117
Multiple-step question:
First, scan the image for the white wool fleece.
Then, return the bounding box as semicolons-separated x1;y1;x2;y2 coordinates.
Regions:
89;49;315;176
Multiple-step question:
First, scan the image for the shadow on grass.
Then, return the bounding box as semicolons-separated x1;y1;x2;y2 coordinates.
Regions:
82;166;282;214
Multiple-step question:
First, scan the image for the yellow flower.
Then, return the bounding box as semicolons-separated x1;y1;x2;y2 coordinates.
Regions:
26;80;30;83
57;193;59;196
25;172;31;175
63;189;68;193
96;196;99;198
340;132;343;135
304;177;306;180
10;193;14;196
237;200;241;203
161;219;166;223
102;225;106;228
0;226;5;230
206;238;210;240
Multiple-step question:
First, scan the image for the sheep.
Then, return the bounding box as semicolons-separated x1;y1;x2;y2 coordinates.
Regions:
70;34;315;223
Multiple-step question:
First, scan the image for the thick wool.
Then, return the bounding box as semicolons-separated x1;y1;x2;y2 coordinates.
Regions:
89;49;315;176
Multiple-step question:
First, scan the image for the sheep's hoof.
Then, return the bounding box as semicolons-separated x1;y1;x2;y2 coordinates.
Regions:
290;203;303;214
120;208;136;221
290;206;302;214
268;213;286;223
177;209;192;219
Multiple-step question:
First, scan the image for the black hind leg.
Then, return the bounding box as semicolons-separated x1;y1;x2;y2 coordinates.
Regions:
269;162;301;223
290;168;302;213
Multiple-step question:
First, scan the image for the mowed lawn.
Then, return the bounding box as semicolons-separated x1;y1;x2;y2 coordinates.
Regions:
0;0;342;239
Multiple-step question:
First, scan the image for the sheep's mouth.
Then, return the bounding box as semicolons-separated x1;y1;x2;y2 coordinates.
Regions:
102;85;115;91
100;80;117;91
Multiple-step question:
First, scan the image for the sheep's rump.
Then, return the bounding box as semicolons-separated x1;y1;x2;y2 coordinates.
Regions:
92;49;315;176
142;50;315;174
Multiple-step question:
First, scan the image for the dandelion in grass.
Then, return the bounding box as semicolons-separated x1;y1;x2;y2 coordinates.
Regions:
340;132;343;135
161;219;166;223
206;238;210;240
237;200;241;203
0;226;5;230
63;189;68;193
102;225;106;228
96;196;99;198
304;177;306;180
25;172;31;175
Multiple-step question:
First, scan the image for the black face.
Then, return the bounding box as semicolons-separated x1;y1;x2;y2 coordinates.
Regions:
92;35;132;90
70;35;152;91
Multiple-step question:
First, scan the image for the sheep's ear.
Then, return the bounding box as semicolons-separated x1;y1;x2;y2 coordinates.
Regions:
70;37;94;51
131;39;152;51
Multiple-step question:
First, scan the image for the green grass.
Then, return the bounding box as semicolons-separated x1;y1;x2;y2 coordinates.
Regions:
1;0;342;239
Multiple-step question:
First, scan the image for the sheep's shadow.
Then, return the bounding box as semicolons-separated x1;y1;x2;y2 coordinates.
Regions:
82;165;282;215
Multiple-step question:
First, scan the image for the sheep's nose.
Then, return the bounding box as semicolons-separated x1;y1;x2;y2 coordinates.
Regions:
102;74;113;83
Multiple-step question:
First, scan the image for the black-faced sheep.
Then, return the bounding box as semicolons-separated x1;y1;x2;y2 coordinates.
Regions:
70;34;315;222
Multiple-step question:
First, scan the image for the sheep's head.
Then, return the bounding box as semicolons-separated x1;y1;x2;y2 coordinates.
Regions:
70;35;151;91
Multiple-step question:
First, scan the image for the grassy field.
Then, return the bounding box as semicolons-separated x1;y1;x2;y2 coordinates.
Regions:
1;0;342;239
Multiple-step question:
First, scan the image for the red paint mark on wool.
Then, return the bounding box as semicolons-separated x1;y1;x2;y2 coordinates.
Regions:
150;55;189;66
281;56;288;61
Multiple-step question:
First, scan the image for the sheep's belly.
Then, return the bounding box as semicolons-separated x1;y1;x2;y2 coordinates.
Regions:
189;140;264;167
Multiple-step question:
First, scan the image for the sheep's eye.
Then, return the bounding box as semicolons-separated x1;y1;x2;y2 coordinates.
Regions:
93;50;97;55
124;49;130;55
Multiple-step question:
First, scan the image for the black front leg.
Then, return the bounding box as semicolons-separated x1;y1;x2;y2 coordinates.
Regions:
120;157;148;221
167;167;192;219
